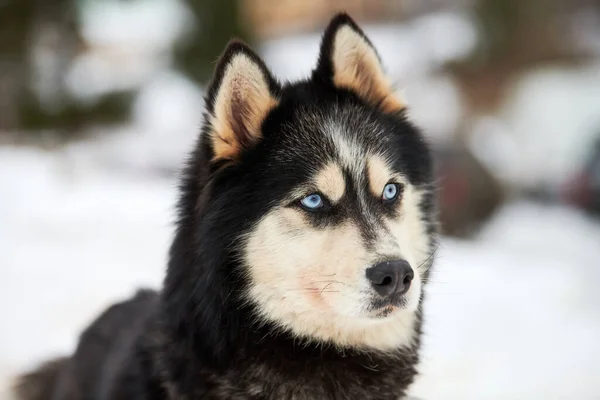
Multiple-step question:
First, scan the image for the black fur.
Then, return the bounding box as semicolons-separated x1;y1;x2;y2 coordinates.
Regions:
15;13;436;400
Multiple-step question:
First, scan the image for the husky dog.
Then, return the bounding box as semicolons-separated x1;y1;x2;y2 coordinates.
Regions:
14;13;437;400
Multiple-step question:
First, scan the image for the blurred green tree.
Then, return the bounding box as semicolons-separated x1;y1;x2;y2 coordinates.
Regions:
0;0;133;139
0;0;250;139
174;0;252;86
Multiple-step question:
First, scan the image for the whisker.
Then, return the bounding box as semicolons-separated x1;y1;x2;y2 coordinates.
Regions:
284;288;340;294
417;242;440;270
309;280;349;287
320;282;333;295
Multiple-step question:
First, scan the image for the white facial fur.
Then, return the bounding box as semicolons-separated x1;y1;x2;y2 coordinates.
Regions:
242;146;432;351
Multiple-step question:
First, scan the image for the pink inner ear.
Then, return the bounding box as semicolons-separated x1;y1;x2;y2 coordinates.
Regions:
331;26;405;113
228;87;254;148
209;54;279;162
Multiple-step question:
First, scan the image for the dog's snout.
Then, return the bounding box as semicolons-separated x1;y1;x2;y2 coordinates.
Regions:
366;260;414;297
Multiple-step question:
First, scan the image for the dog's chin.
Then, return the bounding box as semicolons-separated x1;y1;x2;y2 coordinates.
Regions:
371;306;399;319
366;294;418;319
369;303;404;319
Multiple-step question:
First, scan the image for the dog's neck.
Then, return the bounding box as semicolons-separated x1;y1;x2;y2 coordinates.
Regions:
154;298;422;399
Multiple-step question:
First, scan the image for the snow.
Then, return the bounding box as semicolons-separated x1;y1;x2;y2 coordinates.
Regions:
412;202;600;399
0;146;173;400
497;64;600;189
2;143;600;399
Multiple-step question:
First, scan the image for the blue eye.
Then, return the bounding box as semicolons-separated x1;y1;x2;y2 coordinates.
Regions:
382;183;400;202
300;193;324;210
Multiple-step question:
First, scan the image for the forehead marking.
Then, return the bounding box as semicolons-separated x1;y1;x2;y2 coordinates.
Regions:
324;122;386;245
325;122;364;176
314;163;345;202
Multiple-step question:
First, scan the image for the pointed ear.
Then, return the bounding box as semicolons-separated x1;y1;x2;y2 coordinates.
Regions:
314;13;405;113
205;40;280;163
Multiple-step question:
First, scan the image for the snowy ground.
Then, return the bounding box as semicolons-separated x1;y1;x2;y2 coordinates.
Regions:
412;204;600;399
2;141;600;400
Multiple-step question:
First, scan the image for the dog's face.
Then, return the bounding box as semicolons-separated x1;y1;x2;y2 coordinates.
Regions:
195;14;436;351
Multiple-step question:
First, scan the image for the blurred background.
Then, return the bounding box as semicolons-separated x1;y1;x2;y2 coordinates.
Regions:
1;0;600;398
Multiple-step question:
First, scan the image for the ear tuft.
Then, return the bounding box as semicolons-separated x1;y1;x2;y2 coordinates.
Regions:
314;13;405;113
206;40;279;163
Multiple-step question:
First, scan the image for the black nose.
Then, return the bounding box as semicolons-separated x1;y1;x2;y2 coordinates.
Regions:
366;260;414;298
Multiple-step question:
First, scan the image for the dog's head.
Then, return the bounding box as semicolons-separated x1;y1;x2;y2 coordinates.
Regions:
166;14;437;356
